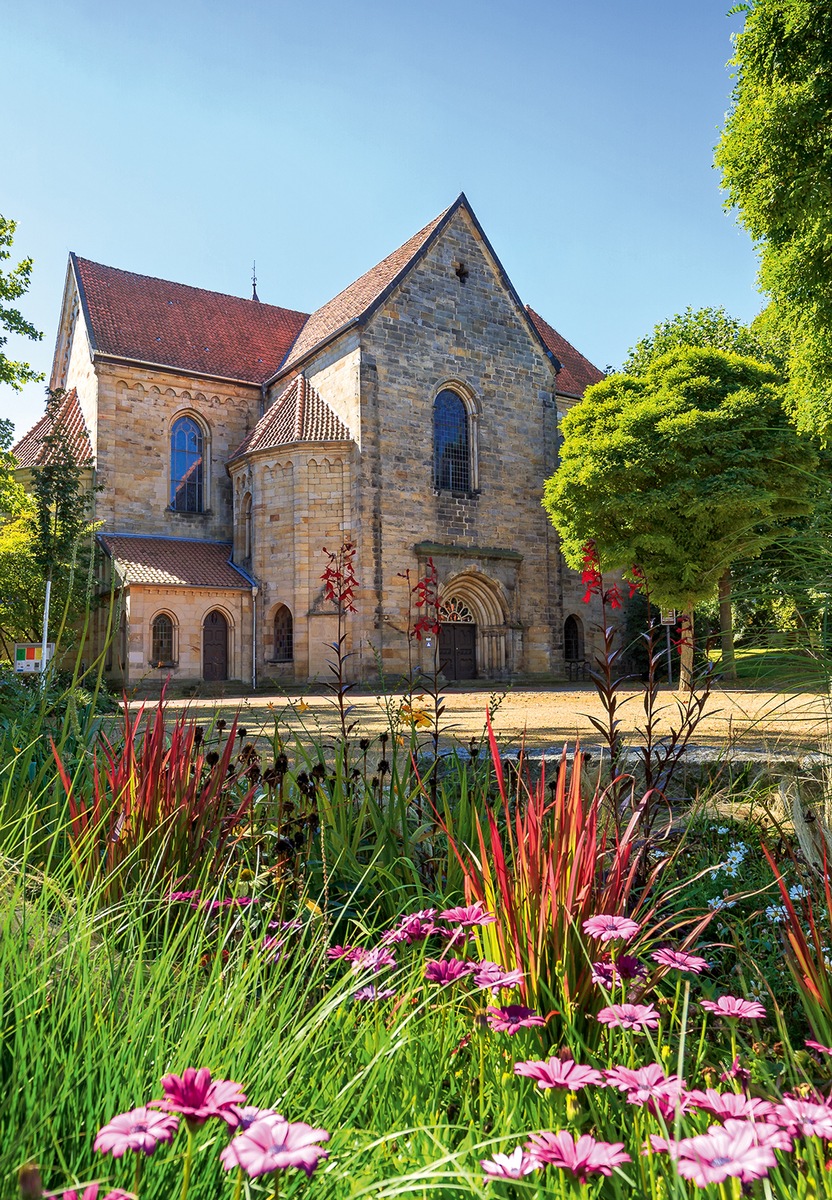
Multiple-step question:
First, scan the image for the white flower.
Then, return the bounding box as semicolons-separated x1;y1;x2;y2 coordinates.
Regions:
708;896;737;911
789;883;809;901
765;904;787;923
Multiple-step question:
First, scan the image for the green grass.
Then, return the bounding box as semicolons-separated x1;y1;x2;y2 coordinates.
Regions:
712;644;830;691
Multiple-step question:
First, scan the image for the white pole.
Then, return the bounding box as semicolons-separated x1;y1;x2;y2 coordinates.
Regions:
251;585;258;690
41;577;52;678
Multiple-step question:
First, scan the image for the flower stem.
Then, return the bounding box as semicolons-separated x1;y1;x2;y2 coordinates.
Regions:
231;1167;243;1200
132;1155;143;1197
272;1172;281;1200
180;1123;195;1200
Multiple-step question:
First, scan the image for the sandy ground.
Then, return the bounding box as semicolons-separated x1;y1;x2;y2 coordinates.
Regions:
132;682;832;752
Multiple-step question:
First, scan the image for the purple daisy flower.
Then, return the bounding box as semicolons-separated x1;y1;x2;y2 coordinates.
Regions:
219;1115;329;1178
582;914;641;943
424;957;475;986
94;1107;179;1157
486;1005;546;1033
596;1002;659;1032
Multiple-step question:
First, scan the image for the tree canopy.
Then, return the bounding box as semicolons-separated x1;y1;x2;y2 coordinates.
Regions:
543;347;817;611
0;216;43;393
715;0;832;439
623;306;779;375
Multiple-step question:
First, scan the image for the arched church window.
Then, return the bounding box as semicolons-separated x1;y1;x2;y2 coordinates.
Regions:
564;614;584;662
273;605;293;662
151;613;176;666
439;597;475;623
433;389;470;492
171;416;205;512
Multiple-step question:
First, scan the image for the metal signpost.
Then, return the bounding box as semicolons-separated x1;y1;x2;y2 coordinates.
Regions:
660;610;676;685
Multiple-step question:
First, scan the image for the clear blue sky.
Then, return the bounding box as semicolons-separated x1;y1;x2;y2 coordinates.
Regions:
2;0;756;435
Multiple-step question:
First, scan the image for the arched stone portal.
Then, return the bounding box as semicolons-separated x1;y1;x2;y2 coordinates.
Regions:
440;572;511;679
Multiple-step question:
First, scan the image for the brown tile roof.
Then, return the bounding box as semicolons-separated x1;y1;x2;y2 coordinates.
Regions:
12;389;93;468
74;256;309;384
231;376;352;460
526;307;605;399
99;535;251;589
278;208;450;372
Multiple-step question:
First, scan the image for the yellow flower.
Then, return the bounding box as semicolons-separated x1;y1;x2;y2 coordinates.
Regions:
295;700;309;714
399;702;432;730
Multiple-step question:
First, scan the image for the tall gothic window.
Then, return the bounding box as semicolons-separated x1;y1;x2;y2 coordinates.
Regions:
433;390;470;492
273;605;293;662
151;613;175;666
170;416;205;512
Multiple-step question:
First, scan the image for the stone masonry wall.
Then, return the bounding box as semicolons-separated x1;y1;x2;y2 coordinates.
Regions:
352;205;563;680
125;584;250;686
92;362;261;540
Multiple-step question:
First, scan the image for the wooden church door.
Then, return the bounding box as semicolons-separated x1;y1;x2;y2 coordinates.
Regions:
203;610;228;681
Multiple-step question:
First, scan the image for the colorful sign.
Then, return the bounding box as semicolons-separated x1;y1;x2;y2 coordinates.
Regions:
14;644;55;674
660;609;677;626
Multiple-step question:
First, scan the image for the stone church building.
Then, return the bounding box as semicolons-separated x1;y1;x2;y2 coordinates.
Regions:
14;194;606;688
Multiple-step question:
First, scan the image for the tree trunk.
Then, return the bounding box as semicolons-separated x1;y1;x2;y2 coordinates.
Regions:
718;568;737;683
679;603;695;692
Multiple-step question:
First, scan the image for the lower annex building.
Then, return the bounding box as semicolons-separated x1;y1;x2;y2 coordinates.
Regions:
14;194;607;688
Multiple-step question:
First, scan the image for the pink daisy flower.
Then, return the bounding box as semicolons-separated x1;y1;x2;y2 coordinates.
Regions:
807;1039;832;1056
515;1057;603;1090
424;957;474;986
94;1106;179;1157
591;955;646;988
350;947;396;974
700;996;766;1020
486;1005;546;1033
326;944;359;961
644;1133;680;1159
472;961;525;993
686;1089;776;1121
773;1097;832;1140
232;1106;280;1130
596;1002;659;1032
165;889;201;902
155;1067;246;1127
353;985;396;1002
480;1147;539;1180
675;1126;777;1186
603;1065;687;1118
220;1114;330;1178
651;948;708;974
46;1189;132;1200
439;901;497;927
719;1119;792;1153
525;1131;630;1180
582;914;641;943
380;915;436;945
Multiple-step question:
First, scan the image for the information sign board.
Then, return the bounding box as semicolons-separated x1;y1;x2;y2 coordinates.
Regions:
14;644;55;673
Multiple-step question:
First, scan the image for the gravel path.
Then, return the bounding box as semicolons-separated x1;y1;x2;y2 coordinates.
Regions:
134;682;832;752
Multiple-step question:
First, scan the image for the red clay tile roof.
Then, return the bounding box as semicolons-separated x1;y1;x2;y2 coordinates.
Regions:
231;376;352;460
526;307;605;399
279;209;449;372
12;389;93;468
99;535;251;589
74;256;309;384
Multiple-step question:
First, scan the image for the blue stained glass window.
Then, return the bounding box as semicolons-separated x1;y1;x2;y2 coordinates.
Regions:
171;417;204;512
433;390;469;491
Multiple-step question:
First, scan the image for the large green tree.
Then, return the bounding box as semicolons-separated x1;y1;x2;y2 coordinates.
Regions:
715;1;832;439
543;347;817;686
623;305;779;375
0;216;43;392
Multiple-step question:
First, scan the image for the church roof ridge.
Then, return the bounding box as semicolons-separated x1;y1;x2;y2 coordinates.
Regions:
274;202;456;377
72;254;310;385
12;388;93;469
526;306;605;399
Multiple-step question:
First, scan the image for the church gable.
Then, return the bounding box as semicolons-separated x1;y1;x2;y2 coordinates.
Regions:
363;200;560;384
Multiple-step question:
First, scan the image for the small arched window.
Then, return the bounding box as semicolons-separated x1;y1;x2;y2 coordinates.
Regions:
433;390;470;492
171;416;205;512
151;613;175;666
564;614;584;662
243;493;253;559
273;605;293;662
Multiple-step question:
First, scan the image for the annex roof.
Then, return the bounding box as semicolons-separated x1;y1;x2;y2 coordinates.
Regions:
526;307;605;399
98;534;251;589
230;375;352;461
12;389;93;469
73;256;309;384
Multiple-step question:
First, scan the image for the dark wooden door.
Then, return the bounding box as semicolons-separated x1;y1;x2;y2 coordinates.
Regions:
203;610;228;681
439;623;477;681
